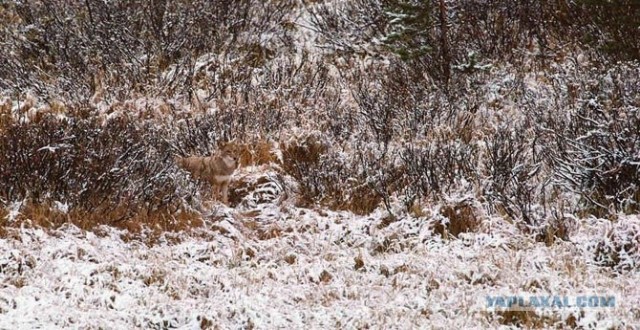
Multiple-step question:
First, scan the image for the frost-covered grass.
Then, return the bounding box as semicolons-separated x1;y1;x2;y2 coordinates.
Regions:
1;1;639;328
2;177;639;328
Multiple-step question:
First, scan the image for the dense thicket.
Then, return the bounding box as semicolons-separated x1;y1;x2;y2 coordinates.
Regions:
0;0;638;236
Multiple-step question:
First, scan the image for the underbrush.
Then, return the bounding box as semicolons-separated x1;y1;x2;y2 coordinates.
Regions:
1;2;639;328
0;107;215;232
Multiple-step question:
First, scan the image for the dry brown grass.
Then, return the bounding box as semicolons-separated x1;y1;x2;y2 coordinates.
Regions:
340;186;381;216
231;215;284;241
489;309;570;328
236;139;279;167
281;134;327;173
0;199;202;242
434;200;481;238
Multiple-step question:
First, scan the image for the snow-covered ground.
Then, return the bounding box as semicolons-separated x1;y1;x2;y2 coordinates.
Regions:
1;1;639;328
2;180;638;328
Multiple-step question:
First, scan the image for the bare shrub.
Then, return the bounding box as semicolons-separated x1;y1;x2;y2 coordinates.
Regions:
484;126;541;226
281;134;382;215
168;114;228;156
351;61;435;144
0;109;199;231
400;136;478;206
0;0;294;102
545;64;640;217
353;143;406;216
574;0;640;61
281;134;329;205
304;0;384;57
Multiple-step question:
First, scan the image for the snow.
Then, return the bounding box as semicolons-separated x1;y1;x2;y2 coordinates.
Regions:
1;1;639;328
1;200;638;328
4;200;25;223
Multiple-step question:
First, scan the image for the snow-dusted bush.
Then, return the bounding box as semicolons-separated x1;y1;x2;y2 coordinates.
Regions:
0;109;200;230
0;0;292;102
484;125;542;226
592;217;640;272
541;64;640;216
281;134;381;214
1;0;639;231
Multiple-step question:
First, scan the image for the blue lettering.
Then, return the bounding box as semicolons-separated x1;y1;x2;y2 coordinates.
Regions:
552;296;564;307
530;296;540;307
539;296;550;307
601;296;615;307
577;296;587;308
486;296;496;307
486;294;615;309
